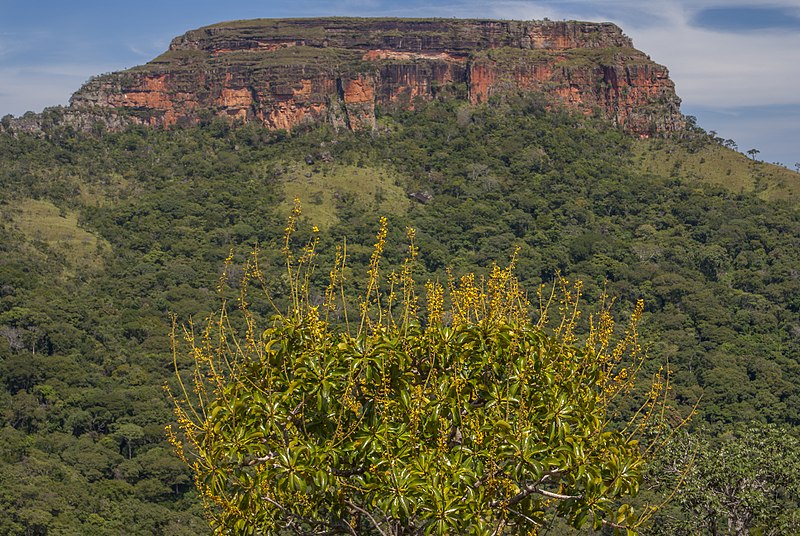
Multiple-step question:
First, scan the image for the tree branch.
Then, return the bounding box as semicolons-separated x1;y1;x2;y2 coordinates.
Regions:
491;518;506;536
245;452;276;466
490;470;579;508
507;507;538;525
263;495;341;533
331;464;369;477
535;488;583;501
601;518;628;530
346;500;390;536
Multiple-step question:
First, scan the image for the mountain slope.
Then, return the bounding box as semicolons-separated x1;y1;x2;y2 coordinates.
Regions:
633;137;800;204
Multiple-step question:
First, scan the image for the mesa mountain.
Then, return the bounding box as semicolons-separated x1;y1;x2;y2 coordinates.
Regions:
2;17;800;536
17;18;683;136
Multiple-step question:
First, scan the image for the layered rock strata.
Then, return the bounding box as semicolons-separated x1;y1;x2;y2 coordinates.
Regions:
67;18;684;135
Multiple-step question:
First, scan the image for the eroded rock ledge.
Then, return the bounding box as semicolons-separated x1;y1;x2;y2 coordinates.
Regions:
62;18;685;135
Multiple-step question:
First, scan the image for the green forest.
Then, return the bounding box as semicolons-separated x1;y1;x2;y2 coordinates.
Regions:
1;95;799;534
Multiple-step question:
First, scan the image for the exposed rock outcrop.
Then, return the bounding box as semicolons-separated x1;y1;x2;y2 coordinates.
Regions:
60;18;684;135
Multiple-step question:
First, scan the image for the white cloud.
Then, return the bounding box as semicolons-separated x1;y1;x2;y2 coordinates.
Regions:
635;27;800;108
0;32;34;59
685;104;800;165
342;0;382;6
126;44;150;57
0;64;117;116
0;80;75;115
480;1;800;109
126;38;168;58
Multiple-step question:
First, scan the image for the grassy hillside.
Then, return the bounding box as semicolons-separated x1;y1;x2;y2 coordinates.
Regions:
6;199;109;274
277;161;411;229
633;137;800;204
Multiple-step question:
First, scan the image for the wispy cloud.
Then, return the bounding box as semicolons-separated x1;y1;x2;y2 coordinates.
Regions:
126;37;170;58
477;1;800;109
0;64;118;115
691;5;800;31
342;0;382;6
0;79;76;115
0;31;43;59
631;21;800;108
685;103;800;165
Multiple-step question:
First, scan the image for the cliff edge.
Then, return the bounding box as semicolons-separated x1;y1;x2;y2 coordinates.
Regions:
64;18;683;135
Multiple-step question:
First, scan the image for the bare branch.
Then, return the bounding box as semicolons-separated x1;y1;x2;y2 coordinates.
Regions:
535;489;583;501
346;500;389;536
263;495;341;532
601;518;628;530
490;470;578;507
507;507;539;525
332;520;358;536
491;518;506;536
245;452;276;466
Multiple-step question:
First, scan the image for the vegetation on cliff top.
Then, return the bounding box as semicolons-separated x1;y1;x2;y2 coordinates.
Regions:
190;17;626;41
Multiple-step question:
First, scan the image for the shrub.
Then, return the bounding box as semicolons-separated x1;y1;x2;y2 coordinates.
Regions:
168;206;679;535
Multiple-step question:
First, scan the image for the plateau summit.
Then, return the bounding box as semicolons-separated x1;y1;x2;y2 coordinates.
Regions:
63;18;684;135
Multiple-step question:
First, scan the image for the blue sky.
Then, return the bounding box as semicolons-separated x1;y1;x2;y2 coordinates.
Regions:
1;0;798;168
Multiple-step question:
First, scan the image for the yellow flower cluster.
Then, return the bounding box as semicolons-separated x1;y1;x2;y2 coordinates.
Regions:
359;217;389;334
450;272;481;326
283;197;302;257
165;209;692;535
425;280;444;327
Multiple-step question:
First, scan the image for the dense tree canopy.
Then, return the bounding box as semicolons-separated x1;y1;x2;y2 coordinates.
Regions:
646;423;800;536
0;95;797;533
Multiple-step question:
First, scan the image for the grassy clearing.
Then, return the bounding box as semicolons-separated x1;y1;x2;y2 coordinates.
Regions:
8;199;109;274
276;162;411;229
77;172;136;207
632;139;800;205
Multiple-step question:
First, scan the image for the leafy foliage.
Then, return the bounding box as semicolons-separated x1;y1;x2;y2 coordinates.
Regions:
646;423;800;535
169;217;677;535
0;95;797;533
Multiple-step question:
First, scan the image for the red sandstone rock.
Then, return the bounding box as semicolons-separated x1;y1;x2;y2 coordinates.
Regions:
68;18;684;135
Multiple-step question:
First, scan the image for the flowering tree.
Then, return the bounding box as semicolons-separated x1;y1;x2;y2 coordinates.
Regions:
168;209;678;535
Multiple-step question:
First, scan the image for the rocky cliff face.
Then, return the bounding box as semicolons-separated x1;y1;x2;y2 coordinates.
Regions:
68;18;684;135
